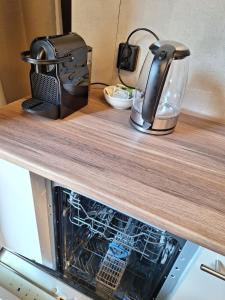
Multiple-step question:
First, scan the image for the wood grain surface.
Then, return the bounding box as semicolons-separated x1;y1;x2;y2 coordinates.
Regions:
0;89;225;255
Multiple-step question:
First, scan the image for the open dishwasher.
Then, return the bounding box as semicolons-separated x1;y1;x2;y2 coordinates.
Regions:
52;187;198;300
0;186;198;300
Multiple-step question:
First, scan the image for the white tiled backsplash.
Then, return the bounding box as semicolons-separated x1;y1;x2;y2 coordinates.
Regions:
72;0;225;121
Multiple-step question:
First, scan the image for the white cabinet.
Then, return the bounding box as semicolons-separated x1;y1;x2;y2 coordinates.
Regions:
0;159;42;262
168;247;225;300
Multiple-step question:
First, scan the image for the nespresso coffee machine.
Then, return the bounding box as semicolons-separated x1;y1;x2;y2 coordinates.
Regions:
21;33;91;119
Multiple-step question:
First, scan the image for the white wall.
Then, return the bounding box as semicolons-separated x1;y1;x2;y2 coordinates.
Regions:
72;0;121;84
72;0;225;121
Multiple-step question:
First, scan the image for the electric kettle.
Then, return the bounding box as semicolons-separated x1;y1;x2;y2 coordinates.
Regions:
130;40;190;135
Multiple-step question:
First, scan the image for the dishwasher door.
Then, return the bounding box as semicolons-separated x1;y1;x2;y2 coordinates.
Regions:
0;247;91;300
0;287;21;300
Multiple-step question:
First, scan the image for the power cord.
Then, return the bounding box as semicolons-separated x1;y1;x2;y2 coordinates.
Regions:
118;68;133;88
126;28;159;44
91;27;159;88
118;27;159;88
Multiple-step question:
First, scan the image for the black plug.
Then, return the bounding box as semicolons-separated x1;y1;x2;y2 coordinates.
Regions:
117;43;139;72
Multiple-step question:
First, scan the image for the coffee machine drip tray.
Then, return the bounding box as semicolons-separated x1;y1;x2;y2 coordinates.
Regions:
22;98;58;119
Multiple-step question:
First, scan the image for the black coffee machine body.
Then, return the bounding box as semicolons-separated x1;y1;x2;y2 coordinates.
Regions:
21;33;91;119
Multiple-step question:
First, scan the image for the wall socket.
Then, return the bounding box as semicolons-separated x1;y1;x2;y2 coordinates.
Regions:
117;43;139;72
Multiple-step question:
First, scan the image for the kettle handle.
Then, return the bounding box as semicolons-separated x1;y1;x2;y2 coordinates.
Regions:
142;44;176;125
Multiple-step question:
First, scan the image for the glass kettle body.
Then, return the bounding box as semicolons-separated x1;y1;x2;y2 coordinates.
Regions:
130;40;190;135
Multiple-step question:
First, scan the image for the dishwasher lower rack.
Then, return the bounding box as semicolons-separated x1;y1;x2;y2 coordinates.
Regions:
53;187;186;300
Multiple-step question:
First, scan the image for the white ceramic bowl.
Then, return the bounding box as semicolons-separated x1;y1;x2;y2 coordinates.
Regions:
103;86;133;110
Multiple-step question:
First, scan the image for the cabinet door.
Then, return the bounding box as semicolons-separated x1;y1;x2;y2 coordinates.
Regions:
168;247;225;300
0;159;42;262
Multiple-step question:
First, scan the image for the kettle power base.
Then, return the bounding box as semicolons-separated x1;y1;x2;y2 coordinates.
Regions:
129;118;175;135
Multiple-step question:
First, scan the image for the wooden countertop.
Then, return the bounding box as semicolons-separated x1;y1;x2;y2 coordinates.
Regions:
0;89;225;255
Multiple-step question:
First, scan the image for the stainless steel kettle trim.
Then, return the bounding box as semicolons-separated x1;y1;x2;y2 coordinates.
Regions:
150;40;191;59
130;116;178;135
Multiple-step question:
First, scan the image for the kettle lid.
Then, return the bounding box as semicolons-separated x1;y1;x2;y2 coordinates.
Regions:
150;40;190;59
